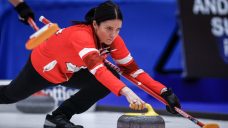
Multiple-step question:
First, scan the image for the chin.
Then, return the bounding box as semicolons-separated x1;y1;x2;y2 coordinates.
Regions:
104;41;112;45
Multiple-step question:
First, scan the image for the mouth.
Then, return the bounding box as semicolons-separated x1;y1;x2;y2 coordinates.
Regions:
107;39;113;42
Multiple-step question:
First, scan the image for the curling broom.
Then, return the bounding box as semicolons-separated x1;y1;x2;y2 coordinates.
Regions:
25;17;59;50
104;60;220;128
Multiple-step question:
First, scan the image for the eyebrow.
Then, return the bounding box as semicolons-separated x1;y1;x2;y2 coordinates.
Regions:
106;25;121;29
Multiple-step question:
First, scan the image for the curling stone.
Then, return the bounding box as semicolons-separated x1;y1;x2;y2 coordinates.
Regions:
16;91;55;113
117;104;165;128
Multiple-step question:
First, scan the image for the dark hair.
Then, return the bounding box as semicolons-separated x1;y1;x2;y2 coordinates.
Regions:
73;1;123;25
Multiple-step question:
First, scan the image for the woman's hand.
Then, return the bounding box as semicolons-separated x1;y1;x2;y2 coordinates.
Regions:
161;88;181;114
120;87;146;110
14;2;35;25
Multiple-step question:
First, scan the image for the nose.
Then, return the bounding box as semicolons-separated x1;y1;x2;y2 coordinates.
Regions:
110;31;117;39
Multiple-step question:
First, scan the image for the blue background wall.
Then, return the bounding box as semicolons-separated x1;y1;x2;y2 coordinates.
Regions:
0;0;227;115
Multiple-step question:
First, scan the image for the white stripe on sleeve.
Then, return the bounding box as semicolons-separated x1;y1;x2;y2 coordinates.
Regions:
79;48;98;58
114;54;133;65
130;69;144;78
90;64;104;75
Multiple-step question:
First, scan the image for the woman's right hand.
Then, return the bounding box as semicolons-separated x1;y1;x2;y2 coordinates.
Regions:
120;87;146;110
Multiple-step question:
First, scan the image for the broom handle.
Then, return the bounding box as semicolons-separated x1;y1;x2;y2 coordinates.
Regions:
27;16;52;31
104;60;205;127
28;17;39;31
39;16;51;24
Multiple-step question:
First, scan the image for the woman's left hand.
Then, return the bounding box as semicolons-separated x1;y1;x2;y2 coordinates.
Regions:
161;88;181;114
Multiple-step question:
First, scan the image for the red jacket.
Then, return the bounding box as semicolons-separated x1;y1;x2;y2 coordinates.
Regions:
31;24;165;96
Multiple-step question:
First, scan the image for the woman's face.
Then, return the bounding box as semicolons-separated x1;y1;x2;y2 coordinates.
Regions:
93;19;122;45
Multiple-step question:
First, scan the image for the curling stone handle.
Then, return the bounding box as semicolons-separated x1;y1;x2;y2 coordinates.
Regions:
145;103;157;115
146;104;152;112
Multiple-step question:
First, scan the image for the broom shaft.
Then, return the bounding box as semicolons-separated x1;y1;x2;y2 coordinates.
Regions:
104;60;205;127
39;16;51;24
28;18;39;31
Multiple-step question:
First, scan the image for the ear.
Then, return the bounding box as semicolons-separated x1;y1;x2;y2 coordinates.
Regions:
92;20;98;30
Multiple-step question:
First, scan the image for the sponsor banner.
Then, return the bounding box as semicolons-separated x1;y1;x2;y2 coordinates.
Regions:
178;0;228;77
42;86;78;105
0;81;78;106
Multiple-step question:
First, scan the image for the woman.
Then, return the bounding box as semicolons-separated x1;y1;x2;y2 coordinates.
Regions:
0;1;181;128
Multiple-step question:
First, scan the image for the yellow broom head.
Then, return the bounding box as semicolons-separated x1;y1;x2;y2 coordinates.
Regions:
26;23;59;50
203;123;220;128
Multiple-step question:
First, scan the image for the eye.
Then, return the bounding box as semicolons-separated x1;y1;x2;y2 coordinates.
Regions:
106;26;113;32
116;28;121;32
